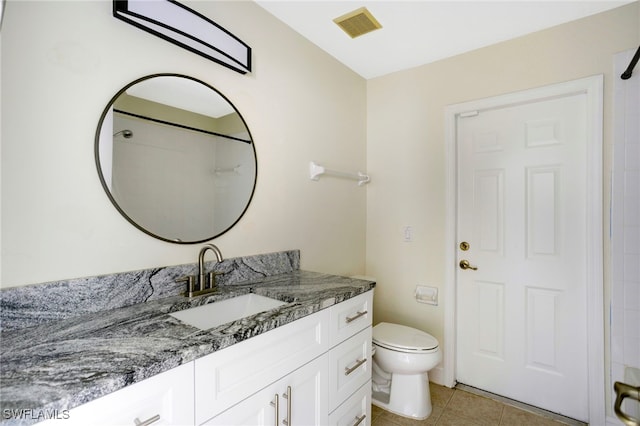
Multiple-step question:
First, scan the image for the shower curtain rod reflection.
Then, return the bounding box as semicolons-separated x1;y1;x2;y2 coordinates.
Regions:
621;45;640;80
114;109;251;143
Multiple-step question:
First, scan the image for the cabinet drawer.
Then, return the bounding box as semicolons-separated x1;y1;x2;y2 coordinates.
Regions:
43;362;194;426
329;291;373;348
195;308;329;424
328;326;372;411
328;381;371;426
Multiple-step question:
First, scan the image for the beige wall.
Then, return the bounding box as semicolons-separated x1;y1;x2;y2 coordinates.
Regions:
0;1;367;288
366;0;639;365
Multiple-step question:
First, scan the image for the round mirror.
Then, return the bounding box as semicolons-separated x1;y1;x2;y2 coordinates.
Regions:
95;74;257;244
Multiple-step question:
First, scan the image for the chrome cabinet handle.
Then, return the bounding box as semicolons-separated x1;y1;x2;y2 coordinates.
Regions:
344;358;367;376
352;414;366;426
459;260;478;270
345;310;367;323
270;394;279;426
282;386;292;426
133;415;160;426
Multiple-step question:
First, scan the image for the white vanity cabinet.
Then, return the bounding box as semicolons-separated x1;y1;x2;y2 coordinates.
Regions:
200;290;374;426
41;362;195;426
38;290;373;426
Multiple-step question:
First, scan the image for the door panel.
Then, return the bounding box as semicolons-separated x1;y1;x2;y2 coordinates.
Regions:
526;166;559;257
475;280;505;360
525;287;561;373
476;170;504;254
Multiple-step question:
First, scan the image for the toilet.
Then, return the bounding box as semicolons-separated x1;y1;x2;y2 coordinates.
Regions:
371;322;442;420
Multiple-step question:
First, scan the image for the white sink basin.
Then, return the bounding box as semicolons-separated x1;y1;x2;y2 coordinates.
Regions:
169;294;287;330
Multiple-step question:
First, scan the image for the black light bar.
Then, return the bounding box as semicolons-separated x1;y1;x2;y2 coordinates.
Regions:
113;0;251;74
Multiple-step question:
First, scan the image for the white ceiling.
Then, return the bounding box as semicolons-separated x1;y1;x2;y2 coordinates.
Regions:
255;0;633;79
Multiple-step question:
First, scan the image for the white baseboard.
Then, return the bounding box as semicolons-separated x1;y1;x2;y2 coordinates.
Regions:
429;365;446;387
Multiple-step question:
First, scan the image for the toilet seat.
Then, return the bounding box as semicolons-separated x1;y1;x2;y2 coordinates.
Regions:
373;322;439;353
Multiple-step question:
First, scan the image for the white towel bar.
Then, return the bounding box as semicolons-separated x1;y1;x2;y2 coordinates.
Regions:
309;162;370;186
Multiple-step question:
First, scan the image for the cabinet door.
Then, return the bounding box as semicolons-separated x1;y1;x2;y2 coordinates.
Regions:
42;362;194;426
202;380;281;426
286;355;329;426
204;356;328;426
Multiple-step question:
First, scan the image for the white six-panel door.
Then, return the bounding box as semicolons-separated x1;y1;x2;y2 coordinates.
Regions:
455;93;590;421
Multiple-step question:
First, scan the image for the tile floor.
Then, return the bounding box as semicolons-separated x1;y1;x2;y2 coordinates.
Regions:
370;383;582;426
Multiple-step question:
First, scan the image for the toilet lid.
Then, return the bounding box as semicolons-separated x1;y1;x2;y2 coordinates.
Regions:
373;322;439;352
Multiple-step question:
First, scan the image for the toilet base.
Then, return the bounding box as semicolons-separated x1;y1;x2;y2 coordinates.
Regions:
371;372;433;420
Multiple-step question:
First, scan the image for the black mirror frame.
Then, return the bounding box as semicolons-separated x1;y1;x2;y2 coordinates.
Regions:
94;73;257;244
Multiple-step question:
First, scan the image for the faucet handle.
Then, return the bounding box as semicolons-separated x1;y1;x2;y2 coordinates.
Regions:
206;271;223;290
176;275;196;296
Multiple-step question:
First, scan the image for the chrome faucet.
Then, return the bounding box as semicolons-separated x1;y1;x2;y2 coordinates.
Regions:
198;243;223;291
177;244;224;298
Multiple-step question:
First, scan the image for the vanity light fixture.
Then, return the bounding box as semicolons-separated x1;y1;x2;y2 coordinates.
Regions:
113;0;251;74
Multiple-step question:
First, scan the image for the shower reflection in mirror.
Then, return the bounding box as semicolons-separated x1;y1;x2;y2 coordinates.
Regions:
96;74;256;244
113;129;133;139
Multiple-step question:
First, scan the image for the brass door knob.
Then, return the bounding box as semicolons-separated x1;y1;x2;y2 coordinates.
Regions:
459;260;478;270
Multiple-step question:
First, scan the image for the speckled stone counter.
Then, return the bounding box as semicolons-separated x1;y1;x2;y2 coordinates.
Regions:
0;268;375;425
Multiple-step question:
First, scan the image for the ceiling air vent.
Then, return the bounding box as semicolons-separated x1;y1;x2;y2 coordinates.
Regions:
333;7;382;39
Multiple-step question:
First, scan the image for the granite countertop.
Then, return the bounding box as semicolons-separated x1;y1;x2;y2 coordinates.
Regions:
0;270;375;425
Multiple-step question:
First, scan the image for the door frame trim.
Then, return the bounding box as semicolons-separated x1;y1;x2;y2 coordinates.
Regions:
443;75;604;423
